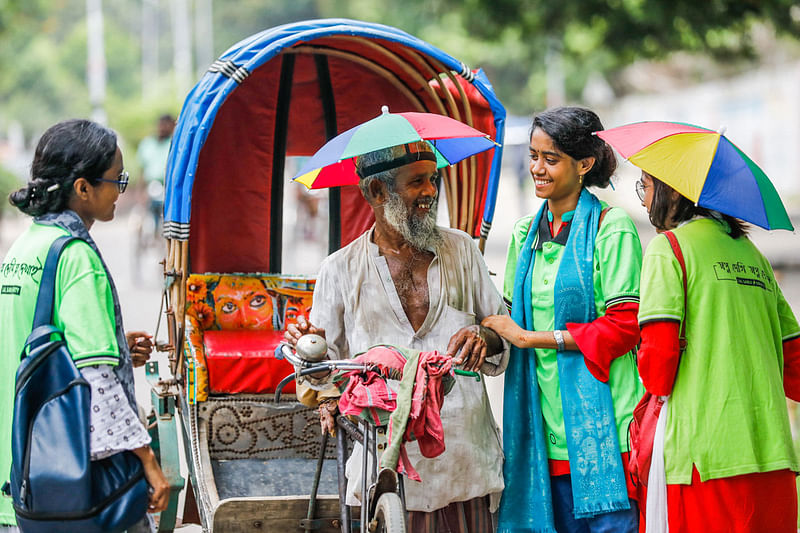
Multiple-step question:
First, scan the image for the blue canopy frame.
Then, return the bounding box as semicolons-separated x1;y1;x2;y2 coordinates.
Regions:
163;18;506;245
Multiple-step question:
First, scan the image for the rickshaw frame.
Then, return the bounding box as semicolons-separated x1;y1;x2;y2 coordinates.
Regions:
274;344;408;533
150;18;507;532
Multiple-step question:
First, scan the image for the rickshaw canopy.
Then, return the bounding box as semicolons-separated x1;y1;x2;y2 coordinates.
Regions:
164;18;506;274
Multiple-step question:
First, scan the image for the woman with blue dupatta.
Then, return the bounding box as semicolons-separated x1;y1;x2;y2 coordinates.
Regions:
482;107;643;533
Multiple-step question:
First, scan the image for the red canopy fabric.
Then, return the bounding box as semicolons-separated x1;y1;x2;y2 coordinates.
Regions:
189;38;497;274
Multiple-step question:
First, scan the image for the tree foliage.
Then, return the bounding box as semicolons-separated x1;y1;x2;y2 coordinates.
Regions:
427;0;800;109
0;0;799;152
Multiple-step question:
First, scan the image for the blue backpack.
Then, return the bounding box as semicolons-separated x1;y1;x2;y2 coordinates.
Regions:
3;235;150;533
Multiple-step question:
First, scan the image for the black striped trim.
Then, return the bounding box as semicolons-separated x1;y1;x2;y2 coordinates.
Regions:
164;221;190;241
638;317;681;327
783;332;800;342
358;150;437;178
605;295;640;308
503;296;512;313
458;62;475;82
480;219;491;240
208;59;250;83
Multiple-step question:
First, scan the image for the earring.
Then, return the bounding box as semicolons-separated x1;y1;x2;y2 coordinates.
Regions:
578;174;584;185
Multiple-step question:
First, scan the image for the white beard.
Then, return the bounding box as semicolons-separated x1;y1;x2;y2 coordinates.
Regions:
383;192;442;251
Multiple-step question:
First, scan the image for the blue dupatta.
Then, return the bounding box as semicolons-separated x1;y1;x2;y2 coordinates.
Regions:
498;189;628;532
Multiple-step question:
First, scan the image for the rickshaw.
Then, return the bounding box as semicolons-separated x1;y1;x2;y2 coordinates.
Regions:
148;18;507;533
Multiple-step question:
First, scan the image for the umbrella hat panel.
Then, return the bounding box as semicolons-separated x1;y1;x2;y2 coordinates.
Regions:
594;121;713;158
293;111;494;189
167;19;506;274
628;132;721;201
598;121;793;231
700;138;791;230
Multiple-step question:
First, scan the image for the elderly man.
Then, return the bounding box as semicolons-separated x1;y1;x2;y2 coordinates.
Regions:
286;140;509;532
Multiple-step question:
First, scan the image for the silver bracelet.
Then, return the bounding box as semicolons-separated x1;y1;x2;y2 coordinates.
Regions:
553;330;565;351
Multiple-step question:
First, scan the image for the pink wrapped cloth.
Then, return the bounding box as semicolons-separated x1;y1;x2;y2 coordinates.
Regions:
335;345;454;482
336;346;407;425
406;350;451;459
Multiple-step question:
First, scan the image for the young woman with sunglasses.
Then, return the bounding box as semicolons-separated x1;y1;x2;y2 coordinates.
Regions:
0;119;168;532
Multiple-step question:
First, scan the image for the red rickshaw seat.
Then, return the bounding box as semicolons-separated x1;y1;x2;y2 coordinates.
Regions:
203;329;294;394
184;273;315;400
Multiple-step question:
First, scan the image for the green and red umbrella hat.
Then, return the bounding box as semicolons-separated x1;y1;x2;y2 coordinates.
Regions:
596;121;793;231
293;106;497;189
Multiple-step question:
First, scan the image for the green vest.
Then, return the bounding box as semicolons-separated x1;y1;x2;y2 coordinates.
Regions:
639;218;800;484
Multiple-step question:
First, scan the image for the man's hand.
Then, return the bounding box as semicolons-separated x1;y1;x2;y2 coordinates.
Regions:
284;316;326;347
318;398;338;436
447;325;490;372
126;331;154;368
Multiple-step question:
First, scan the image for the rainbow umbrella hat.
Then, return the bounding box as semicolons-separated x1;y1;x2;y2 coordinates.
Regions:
292;106;497;189
596;121;793;231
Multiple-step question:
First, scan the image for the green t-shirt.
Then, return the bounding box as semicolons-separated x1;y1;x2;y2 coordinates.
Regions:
0;223;119;525
639;218;800;484
503;205;644;460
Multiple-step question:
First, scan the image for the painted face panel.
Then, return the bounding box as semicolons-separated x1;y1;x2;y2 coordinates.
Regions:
282;296;310;328
214;276;273;329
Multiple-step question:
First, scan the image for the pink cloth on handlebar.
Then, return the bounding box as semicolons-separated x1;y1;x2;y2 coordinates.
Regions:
336;345;453;482
407;350;451;459
336;346;407;425
385;349;453;482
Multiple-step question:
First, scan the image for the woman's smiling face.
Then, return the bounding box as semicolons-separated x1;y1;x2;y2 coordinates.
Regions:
528;127;584;203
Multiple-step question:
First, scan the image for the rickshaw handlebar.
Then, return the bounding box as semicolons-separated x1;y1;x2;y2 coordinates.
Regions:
274;341;482;403
274;343;368;402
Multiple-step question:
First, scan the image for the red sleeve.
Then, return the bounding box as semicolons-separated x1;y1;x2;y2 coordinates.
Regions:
783;336;800;401
638;321;681;395
566;302;640;382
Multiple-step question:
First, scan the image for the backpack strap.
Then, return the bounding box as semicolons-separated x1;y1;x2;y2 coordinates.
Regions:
663;230;688;352
29;236;81;349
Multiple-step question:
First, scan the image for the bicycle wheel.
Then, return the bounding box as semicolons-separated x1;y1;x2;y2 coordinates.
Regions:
372;492;406;533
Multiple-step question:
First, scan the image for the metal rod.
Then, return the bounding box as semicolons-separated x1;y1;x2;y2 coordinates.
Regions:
273;357;368;403
273;374;297;403
370;423;378;486
360;424;369;532
305;431;329;533
336;425;350;533
337;416;363;445
398;474;406;515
